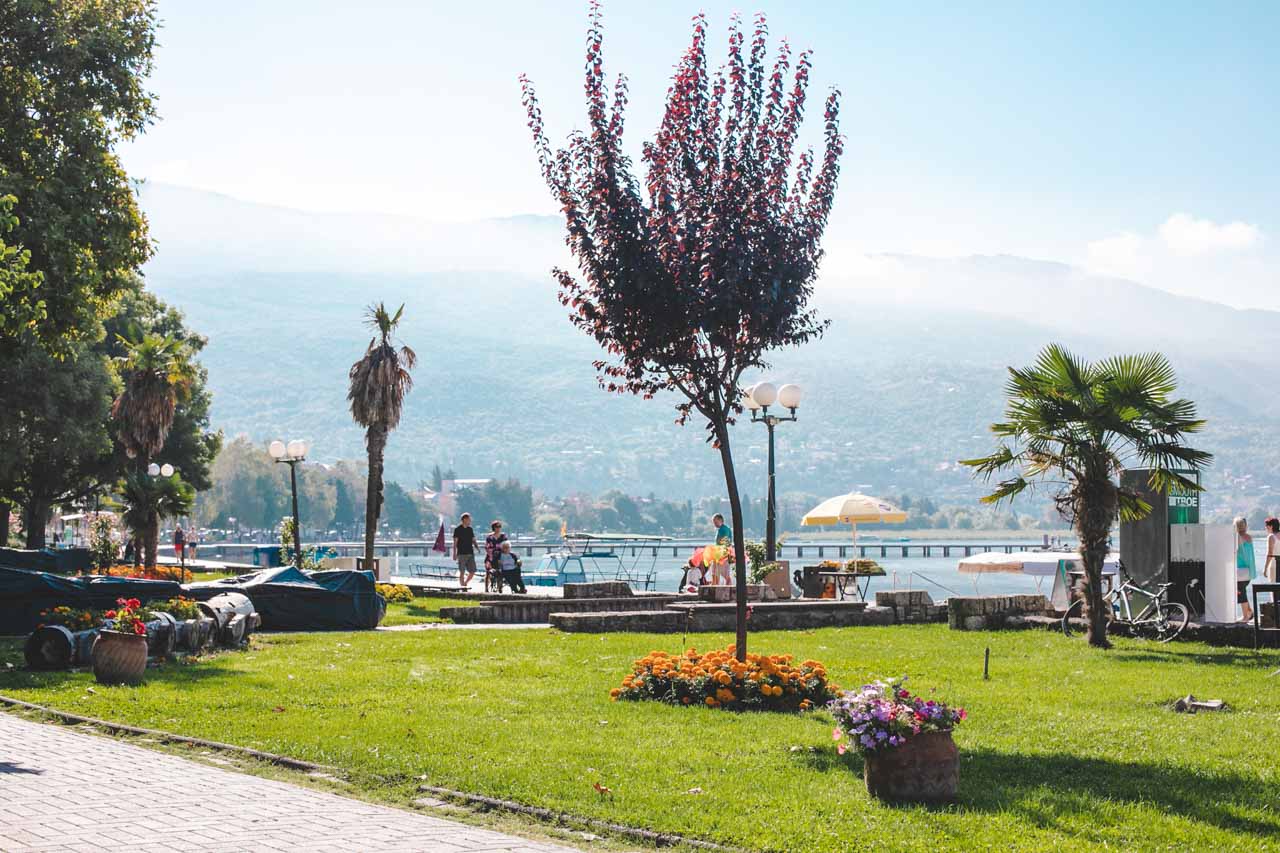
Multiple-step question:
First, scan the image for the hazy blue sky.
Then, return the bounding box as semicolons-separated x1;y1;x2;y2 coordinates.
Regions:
127;1;1277;307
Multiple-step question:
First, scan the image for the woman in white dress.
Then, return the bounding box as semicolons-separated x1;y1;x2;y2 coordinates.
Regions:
1265;517;1280;583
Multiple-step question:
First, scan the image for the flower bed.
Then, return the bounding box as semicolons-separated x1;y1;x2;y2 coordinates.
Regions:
146;595;202;621
830;677;965;754
611;645;837;711
376;583;415;603
100;564;185;581
37;606;102;632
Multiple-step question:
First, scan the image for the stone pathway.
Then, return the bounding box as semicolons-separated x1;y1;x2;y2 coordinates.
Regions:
0;712;578;852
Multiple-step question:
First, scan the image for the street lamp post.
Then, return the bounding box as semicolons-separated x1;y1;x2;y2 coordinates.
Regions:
744;382;803;563
146;462;179;579
269;439;309;570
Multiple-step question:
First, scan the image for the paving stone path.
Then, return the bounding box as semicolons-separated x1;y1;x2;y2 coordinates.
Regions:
0;712;578;853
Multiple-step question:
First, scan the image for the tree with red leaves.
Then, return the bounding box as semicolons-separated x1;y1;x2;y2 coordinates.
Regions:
520;4;844;661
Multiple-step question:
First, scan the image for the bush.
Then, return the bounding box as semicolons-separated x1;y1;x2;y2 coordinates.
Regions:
377;583;415;603
611;645;837;711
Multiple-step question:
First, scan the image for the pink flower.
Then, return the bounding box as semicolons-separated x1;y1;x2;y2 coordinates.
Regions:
832;728;843;741
836;742;847;755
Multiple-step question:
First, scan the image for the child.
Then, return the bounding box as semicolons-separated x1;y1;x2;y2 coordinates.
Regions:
680;557;707;593
495;541;527;594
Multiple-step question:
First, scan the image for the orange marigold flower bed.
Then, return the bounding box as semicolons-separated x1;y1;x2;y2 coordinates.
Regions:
610;645;838;712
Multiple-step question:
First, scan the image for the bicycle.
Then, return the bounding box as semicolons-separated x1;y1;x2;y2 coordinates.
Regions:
1061;561;1190;643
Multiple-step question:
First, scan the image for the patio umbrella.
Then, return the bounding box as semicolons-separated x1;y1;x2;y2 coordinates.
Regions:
800;493;908;549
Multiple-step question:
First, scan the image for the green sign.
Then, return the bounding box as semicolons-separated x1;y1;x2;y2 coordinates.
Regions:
1167;469;1200;525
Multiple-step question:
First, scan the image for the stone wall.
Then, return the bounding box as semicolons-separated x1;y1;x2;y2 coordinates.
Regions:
563;581;633;600
874;590;947;624
947;595;1051;631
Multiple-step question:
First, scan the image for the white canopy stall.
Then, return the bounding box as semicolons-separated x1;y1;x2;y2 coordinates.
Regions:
958;550;1118;608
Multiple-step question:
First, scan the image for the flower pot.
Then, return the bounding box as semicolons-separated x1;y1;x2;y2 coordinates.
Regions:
91;629;148;686
863;730;958;804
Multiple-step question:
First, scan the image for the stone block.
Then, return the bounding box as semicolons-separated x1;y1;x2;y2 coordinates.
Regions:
563;581;633;600
962;615;987;631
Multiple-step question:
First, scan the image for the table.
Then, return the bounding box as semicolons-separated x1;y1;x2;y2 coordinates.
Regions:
817;571;874;602
1251;582;1280;649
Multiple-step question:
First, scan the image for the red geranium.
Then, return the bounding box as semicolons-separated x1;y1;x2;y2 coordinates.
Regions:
104;597;147;637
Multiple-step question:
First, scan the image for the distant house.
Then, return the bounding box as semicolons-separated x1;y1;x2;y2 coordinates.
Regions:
437;478;493;518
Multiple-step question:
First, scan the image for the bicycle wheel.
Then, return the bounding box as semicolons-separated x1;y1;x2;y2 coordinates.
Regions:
1151;602;1190;643
1062;599;1086;637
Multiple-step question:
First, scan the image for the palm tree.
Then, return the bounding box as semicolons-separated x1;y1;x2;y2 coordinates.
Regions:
116;470;194;575
962;344;1211;648
347;304;416;568
111;332;193;567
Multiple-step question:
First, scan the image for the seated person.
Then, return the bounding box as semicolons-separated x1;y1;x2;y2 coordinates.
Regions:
495;541;527;594
679;559;707;593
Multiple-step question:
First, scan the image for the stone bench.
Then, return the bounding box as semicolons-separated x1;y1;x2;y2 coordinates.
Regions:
947;594;1051;631
440;594;684;624
874;590;947;624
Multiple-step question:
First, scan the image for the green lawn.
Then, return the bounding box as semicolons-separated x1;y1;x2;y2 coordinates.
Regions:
2;625;1278;851
381;596;476;626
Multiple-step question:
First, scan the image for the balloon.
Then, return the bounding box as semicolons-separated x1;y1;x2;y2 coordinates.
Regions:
691;547;705;567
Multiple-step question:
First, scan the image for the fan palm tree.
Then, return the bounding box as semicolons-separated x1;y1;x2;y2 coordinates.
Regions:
116;470;194;575
347;304;416;568
962;344;1211;648
111;332;193;568
111;332;193;462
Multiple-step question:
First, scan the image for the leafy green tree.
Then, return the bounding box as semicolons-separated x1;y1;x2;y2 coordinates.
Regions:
0;195;44;341
382;481;423;536
962;345;1211;648
102;288;220;489
0;0;157;350
0;342;117;547
332;479;358;537
347;303;416;565
116;470;193;571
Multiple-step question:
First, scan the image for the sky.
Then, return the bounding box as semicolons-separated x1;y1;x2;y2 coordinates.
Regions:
125;0;1278;308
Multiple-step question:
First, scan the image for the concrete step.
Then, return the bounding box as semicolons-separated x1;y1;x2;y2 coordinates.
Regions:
550;610;685;633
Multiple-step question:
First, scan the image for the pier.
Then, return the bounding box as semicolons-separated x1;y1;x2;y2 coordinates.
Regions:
196;539;1050;566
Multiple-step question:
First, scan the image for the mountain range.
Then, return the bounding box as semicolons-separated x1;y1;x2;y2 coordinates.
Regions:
137;183;1278;516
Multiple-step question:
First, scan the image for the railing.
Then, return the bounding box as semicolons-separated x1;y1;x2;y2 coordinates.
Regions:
891;570;965;598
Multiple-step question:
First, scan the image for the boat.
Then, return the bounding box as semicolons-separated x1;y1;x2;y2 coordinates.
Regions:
523;533;672;590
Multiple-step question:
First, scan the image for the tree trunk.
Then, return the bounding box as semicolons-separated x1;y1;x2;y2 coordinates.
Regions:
0;500;9;547
364;425;387;568
145;510;159;570
23;499;49;549
1076;477;1115;649
714;420;749;662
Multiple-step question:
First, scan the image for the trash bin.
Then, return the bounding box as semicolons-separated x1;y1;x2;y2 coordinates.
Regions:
793;565;824;599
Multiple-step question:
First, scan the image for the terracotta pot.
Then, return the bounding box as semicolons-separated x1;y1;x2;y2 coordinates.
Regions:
92;629;148;686
863;730;958;804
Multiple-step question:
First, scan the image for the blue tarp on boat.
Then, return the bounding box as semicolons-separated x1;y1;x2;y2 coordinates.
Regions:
185;566;385;631
0;567;182;635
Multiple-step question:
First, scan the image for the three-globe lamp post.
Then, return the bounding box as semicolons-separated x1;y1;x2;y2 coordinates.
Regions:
744;382;803;563
269;439;309;570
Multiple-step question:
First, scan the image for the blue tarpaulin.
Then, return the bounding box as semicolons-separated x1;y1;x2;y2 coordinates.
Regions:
185;566;385;631
0;567;182;635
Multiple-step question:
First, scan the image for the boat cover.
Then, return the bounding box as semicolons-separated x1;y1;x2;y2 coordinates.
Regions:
185;566;385;630
0;567;183;635
0;547;91;574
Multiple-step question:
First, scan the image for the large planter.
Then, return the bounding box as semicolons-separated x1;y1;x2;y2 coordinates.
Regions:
91;629;148;686
863;730;958;804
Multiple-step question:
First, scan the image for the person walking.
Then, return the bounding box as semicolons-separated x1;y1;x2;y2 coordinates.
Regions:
484;520;509;594
1235;517;1256;622
495;541;527;594
173;524;186;567
452;513;477;590
1266;517;1280;583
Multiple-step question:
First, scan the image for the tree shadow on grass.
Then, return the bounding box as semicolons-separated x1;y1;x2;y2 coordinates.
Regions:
960;748;1278;840
1108;647;1280;667
793;743;1277;841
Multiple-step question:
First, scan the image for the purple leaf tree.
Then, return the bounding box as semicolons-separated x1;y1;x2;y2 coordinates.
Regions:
520;3;844;660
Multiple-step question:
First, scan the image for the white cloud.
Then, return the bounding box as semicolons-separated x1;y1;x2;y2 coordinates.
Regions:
1085;231;1150;280
1157;213;1260;256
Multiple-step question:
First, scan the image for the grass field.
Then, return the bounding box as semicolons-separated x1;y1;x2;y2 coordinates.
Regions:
381;596;476;626
2;625;1278;851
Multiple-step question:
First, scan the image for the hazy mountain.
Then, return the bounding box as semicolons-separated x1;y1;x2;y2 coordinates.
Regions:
137;184;1278;512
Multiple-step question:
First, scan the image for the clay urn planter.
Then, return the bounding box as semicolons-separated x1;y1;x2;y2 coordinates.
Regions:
91;629;148;686
863;730;959;804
